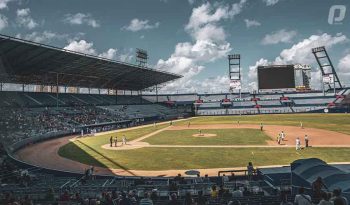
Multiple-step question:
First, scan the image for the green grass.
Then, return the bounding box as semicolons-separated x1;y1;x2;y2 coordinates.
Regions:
175;114;350;135
143;129;270;145
59;144;350;170
77;124;168;148
57;114;350;171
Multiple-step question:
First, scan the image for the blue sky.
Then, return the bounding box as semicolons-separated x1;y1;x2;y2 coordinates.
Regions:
0;0;349;93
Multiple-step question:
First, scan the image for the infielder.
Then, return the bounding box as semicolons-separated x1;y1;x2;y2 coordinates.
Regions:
280;131;285;141
122;135;127;145
296;137;301;150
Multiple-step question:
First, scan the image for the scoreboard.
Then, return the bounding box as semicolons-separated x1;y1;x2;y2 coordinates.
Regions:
257;65;296;90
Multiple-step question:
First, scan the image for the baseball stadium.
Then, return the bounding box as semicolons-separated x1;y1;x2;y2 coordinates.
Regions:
1;1;350;205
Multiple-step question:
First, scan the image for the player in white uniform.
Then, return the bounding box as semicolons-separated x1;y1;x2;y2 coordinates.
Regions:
280;131;285;141
122;135;127;145
296;137;301;150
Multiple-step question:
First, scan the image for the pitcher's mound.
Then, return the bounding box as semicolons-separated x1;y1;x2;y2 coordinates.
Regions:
192;133;217;138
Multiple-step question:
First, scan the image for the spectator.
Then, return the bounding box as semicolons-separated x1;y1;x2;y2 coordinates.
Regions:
318;192;332;205
184;192;195;205
139;192;153;205
333;198;347;205
168;193;181;205
218;185;225;197
229;173;235;182
211;185;218;198
330;188;348;205
118;192;131;205
232;188;243;198
294;187;312;205
312;177;327;200
247;162;254;181
196;191;207;205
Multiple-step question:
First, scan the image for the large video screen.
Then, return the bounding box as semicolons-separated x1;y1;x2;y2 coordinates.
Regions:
258;65;295;90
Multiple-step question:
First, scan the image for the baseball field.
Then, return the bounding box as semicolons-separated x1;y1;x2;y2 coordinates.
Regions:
16;114;350;176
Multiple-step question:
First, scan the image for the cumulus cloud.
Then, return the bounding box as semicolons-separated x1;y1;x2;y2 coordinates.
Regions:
64;40;133;63
16;8;38;29
64;40;97;55
261;29;297;45
274;33;348;65
0;0;14;10
244;19;261;28
338;54;350;74
247;33;348;91
123;18;159;32
63;13;100;28
15;31;68;43
262;0;280;6
0;14;7;30
157;1;246;93
99;48;117;59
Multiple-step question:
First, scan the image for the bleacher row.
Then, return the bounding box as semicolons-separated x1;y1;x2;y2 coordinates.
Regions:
0;91;148;107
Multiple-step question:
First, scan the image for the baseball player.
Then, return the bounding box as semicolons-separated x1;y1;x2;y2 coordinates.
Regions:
296;137;301;150
122;135;127;145
277;134;281;145
304;135;309;148
280;131;285;141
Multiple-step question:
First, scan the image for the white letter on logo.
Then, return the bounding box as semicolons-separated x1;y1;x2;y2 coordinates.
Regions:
328;5;346;24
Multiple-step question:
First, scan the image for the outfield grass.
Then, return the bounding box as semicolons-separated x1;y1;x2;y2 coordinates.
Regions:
175;114;350;135
143;129;270;145
59;143;350;170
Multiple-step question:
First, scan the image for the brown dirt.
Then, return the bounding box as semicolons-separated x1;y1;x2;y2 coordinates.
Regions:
15;122;350;177
192;133;217;137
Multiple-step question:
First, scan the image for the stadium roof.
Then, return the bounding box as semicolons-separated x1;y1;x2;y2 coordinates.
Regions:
0;34;182;90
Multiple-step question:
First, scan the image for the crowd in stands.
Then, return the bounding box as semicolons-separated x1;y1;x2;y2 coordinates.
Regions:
0;105;125;146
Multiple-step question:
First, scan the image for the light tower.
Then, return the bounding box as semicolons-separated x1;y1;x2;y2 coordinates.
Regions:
228;54;241;98
312;46;342;94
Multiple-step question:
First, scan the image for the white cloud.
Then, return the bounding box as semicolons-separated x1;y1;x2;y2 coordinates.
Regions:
157;1;247;93
262;0;280;6
123;18;159;32
140;35;145;39
274;33;348;65
15;31;67;43
0;0;13;10
63;13;100;28
64;40;97;55
185;0;246;32
0;13;7;30
244;19;261;28
261;29;297;45
99;48;117;60
64;40;133;63
246;33;348;91
338;54;350;74
16;8;38;29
